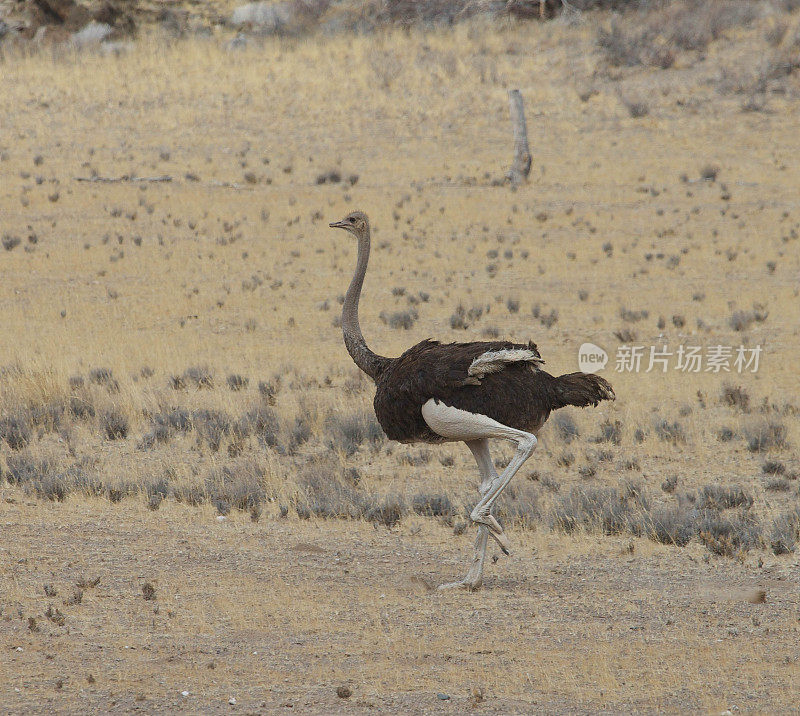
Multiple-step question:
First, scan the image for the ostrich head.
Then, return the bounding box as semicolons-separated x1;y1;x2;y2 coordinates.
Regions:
329;211;369;238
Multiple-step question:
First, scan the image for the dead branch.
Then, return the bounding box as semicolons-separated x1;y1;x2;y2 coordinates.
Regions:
505;89;532;185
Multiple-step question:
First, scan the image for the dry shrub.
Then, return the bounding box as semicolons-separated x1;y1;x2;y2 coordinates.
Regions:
721;383;750;411
205;459;268;511
698;484;753;510
0;414;32;450
744;419;788;453
638;505;697;546
326;410;384;456
412;493;455;517
697;510;762;557
769;507;800;555
552;484;648;535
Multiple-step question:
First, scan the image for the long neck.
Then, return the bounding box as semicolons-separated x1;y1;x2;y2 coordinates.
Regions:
342;228;389;381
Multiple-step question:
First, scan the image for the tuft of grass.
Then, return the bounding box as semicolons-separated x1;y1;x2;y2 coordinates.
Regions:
89;367;119;393
0;415;32;450
552;485;648;536
697;510;762;557
654;419;686;445
762;460;785;475
698;485;753;510
412;493;455;517
205;460;267;512
380;309;417;330
744;419;787;453
101;408;129;440
226;374;249;391
183;365;214;389
764;478;791;493
326;410;384;456
638;505;698;547
661;475;678;493
552;413;579;443
192;409;232;452
721;383;750;411
769;507;800;555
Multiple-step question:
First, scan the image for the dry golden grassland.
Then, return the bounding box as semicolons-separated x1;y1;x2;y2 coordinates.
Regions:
1;7;800;713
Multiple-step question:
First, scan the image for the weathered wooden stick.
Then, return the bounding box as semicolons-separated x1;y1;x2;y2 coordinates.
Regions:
505;89;532;185
75;175;172;183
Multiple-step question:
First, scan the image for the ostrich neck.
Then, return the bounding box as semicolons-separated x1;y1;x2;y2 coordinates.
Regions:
342;231;389;381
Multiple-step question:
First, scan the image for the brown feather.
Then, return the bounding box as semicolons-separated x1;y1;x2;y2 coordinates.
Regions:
371;339;614;444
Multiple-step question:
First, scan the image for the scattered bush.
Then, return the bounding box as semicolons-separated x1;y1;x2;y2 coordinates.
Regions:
450;304;484;330
365;494;406;527
769;508;800;555
654;419;686;445
380;310;417;329
2;234;21;251
192;409;232;452
206;460;267;511
594;419;623;445
698;484;753;510
0;415;31;450
745;419;787;453
183;365;214;389
638;505;698;546
721;383;750;411
698;510;762;557
552;485;648;536
101;409;128;440
552;413;579;443
412;493;455;517
326;410;384;456
227;374;249;391
496;482;541;529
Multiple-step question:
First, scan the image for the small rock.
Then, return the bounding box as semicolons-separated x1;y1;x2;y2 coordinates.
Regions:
228;697;237;705
437;693;450;700
142;582;156;601
336;686;352;699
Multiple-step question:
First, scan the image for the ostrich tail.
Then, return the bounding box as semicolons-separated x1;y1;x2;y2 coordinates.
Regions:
552;372;615;409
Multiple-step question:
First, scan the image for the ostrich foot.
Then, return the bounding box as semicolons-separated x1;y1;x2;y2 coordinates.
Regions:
470;512;511;555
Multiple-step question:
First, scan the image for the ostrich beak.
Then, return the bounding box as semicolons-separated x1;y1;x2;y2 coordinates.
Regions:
329;220;347;229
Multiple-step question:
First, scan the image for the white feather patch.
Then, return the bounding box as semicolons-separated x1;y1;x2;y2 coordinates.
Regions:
467;348;543;379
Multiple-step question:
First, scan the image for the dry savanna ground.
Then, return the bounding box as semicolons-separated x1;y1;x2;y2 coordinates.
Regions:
1;4;800;713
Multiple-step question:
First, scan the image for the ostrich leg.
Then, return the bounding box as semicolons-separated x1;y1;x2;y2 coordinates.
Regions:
468;431;537;542
421;399;538;588
439;439;497;591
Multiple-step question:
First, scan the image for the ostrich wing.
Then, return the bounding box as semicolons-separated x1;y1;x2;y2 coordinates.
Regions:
385;339;544;394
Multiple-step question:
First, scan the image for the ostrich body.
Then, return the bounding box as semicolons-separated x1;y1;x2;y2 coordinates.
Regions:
330;211;615;590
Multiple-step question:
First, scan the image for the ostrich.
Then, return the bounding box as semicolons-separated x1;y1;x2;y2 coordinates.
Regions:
330;211;615;591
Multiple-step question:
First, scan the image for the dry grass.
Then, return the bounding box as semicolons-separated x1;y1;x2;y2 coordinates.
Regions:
1;3;800;711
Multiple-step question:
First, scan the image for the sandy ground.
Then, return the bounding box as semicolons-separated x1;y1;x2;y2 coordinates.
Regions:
1;493;799;714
